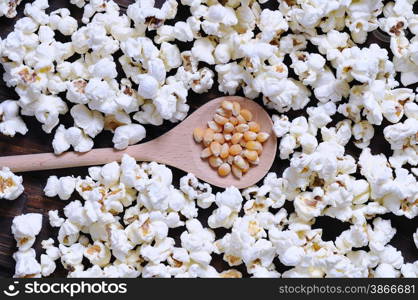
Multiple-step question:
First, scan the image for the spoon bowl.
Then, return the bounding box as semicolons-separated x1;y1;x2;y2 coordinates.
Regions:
0;96;277;189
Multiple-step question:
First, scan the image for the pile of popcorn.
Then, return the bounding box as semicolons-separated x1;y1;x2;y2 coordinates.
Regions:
193;100;270;178
1;0;418;278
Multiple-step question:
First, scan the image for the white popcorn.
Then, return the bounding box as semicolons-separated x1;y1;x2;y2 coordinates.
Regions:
23;0;49;25
384;118;418;168
181;219;215;266
0;100;28;137
208;187;243;229
49;8;78;36
374;263;400;278
13;249;41;278
52;125;94;155
41;238;61;261
48;210;65;227
44;175;76;200
12;213;42;251
110;227;133;261
0;0;22;18
0;167;24;201
401;261;418;278
59;243;85;270
112;123;146;150
191;38;215;65
352;121;374;149
88;57;118;80
84;241;111;267
40;254;56;277
180;173;215;209
70;104;104;138
58;220;80;246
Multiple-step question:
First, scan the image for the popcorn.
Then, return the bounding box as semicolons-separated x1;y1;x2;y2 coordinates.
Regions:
58;220;80;246
159;42;182;71
352;121;374;149
11;213;42;251
44;175;76;200
59;243;85;270
179;173;215;209
40;254;56;277
0;100;28;137
384;118;418;168
52;125;94;155
191;38;215;65
402;261;418;278
208;187;243;229
84;241;111;267
13;249;41;278
70;104;104;138
0;167;24;200
49;8;78;36
112;123;146;150
181;219;215;265
373;263;400;278
48;210;65;227
0;0;22;18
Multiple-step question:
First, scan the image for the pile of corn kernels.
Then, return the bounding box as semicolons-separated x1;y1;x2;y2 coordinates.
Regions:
193;100;270;178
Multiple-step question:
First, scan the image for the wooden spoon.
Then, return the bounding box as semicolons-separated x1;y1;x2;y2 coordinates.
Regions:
0;96;277;189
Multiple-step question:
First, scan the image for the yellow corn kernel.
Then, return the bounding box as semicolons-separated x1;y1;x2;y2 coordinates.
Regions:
208;120;222;132
229;116;238;126
246;140;263;153
236;124;249;133
232;102;241;116
214;133;225;144
249;157;260;165
214;114;228;125
193;127;204;143
237;114;246;124
209;156;223;168
248;121;260;133
233;155;248;170
216;107;232;118
218;163;231;177
203;128;215;146
224;133;232;141
240;109;253;122
239;139;247;147
223;122;234;133
229;144;243;156
201;147;212;158
243;131;257;141
210;141;221;157
220;143;229;159
256;132;270;143
221;100;233;111
232;165;243;178
231;132;243;144
243;149;258;161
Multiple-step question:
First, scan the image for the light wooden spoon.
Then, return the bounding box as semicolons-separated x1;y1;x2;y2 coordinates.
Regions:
0;96;277;189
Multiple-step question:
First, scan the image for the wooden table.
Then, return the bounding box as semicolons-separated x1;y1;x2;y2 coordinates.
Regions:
0;0;417;278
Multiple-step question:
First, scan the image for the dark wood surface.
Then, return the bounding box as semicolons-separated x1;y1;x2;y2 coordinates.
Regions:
0;0;417;278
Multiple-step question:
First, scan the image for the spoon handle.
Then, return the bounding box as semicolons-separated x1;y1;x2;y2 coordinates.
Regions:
0;147;140;173
0;130;178;173
0;136;164;173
